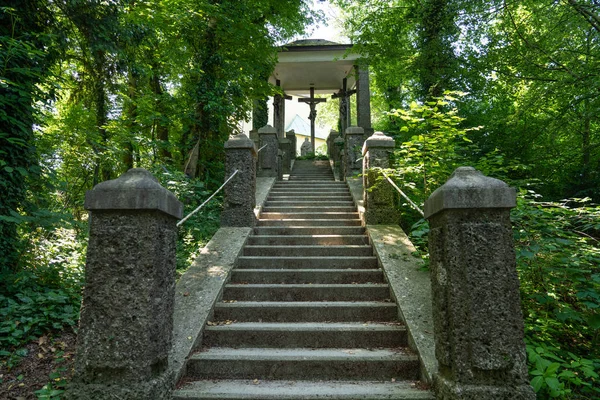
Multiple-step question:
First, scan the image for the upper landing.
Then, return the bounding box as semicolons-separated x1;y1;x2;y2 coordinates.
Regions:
270;39;361;95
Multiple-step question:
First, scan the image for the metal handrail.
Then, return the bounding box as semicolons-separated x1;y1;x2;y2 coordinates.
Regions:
257;144;267;153
177;169;239;227
380;170;425;217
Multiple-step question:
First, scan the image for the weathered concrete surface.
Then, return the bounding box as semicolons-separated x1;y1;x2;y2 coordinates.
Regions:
221;133;257;227
68;169;182;400
258;125;278;177
424;166;516;218
84;168;183;217
346;177;365;220
254;177;276;217
168;175;274;386
347;177;437;384
367;225;438;385
343;126;366;178
425;167;534;400
362;132;398;225
168;227;252;385
174;379;435;399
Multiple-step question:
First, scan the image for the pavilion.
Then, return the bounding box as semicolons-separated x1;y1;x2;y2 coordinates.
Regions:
266;39;373;152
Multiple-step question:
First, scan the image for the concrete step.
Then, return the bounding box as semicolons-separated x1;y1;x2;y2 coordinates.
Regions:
222;283;391;302
257;219;362;227
243;245;372;257
236;256;378;269
247;235;368;246
274;182;347;186
268;189;350;199
212;301;398;322
266;195;353;201
185;347;420;381
269;188;348;193
288;178;335;181
253;226;366;235
202;322;407;348
260;212;359;220
265;201;355;207
230;268;384;284
173;379;434;400
262;206;357;212
288;177;335;182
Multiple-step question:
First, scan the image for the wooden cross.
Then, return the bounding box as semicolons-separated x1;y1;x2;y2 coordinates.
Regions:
298;87;326;153
332;78;355;134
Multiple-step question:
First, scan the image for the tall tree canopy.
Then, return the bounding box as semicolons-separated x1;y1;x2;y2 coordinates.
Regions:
334;0;600;201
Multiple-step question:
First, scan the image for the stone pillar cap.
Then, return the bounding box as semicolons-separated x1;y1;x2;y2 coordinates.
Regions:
258;125;277;134
345;126;365;135
278;137;291;144
424;166;516;219
225;133;257;156
334;136;344;144
286;129;295;135
363;131;395;155
84;168;183;218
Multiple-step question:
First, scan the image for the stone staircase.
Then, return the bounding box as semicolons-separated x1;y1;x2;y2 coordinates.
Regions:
173;160;433;399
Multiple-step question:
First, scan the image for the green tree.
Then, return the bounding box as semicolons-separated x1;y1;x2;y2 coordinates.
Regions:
0;2;57;272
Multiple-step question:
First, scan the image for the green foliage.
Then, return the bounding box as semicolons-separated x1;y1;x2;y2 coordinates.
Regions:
513;191;600;397
386;92;481;230
152;166;223;273
0;273;81;368
383;91;600;398
296;152;329;161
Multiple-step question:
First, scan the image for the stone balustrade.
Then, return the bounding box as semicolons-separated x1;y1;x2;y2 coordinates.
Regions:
424;167;535;400
343;126;365;178
362;132;398;224
221;133;257;227
67;169;182;400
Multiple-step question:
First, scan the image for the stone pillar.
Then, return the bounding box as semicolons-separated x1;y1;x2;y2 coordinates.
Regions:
355;64;373;137
362;132;398;224
277;149;283;181
258;125;278;177
327;130;338;159
249;129;259;147
221;133;257;227
278;137;292;174
286;129;297;160
67;169;182;400
424;167;535;400
334;136;344;177
273;80;287;139
343;126;365;178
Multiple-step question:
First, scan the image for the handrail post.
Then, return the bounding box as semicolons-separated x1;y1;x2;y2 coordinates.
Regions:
362;131;398;224
286;129;297;160
67;169;182;400
343;126;365;179
221;133;257;227
424;167;535;400
257;125;278;177
278;136;292;174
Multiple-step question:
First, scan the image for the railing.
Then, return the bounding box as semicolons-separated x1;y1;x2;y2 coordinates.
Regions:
177;140;269;227
177;142;267;227
380;170;425;217
177;169;239;227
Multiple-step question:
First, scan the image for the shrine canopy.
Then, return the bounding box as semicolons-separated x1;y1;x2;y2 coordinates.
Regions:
270;39;360;94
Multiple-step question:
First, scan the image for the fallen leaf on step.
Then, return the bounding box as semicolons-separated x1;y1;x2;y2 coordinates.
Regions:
253;379;260;385
391;378;396;382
